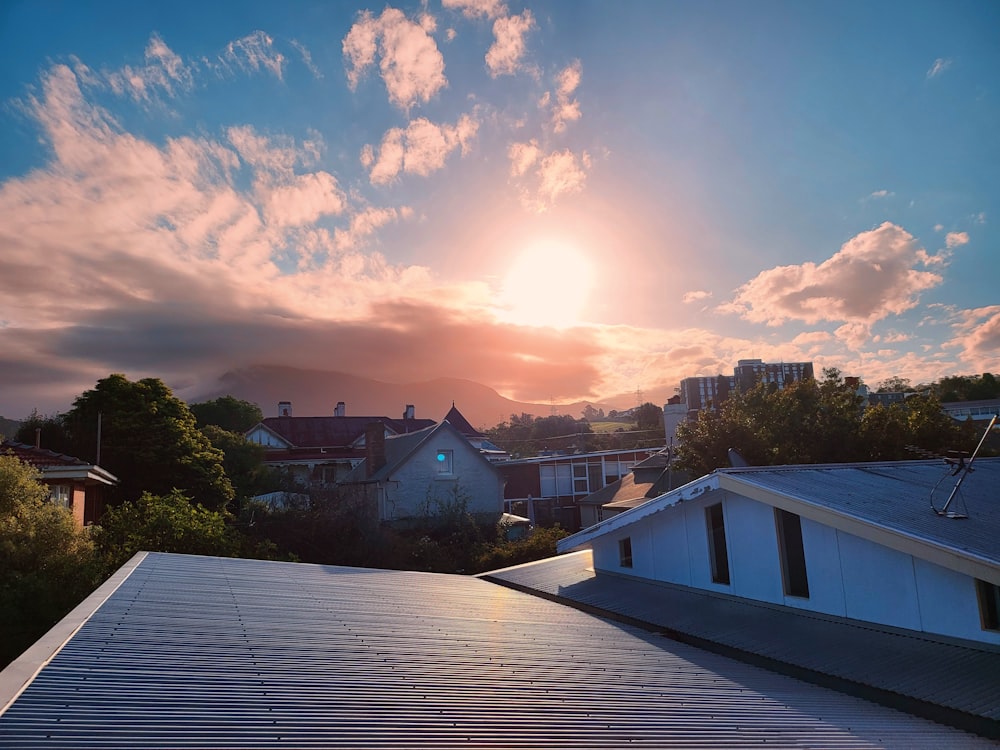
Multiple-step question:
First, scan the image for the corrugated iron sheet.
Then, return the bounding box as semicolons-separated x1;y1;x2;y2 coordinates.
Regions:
1;552;996;748
484;550;1000;728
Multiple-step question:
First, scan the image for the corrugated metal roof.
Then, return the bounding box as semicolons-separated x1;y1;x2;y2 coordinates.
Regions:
716;459;1000;565
2;552;995;748
484;550;1000;733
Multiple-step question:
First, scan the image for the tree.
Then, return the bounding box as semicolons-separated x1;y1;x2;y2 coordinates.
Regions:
14;409;70;454
200;425;277;505
876;376;913;393
189;396;263;434
92;490;239;572
0;455;100;667
62;375;234;510
635;402;664;431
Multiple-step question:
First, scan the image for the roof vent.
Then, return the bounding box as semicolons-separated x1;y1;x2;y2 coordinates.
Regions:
334;402;345;417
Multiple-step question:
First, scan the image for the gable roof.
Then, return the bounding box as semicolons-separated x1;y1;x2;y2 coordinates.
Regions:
1;441;118;486
559;458;1000;585
250;415;435;448
1;552;992;747
442;403;484;438
345;420;498;484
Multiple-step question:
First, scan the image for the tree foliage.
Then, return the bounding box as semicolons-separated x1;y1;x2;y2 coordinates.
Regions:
92;489;239;572
62;374;234;510
0;455;100;668
199;425;278;506
635;402;664;430
14;409;70;453
935;373;1000;402
675;370;977;476
189;396;263;434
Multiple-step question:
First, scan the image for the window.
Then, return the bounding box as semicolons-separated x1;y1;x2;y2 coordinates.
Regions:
435;449;454;475
619;537;633;568
49;484;71;509
977;579;1000;631
573;463;588;494
775;509;810;598
705;503;730;585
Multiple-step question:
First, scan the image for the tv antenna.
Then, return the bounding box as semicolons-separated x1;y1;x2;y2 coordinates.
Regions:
930;414;997;519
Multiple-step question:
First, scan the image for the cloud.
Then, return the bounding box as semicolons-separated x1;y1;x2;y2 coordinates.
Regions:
223;31;286;80
363;114;479;185
333;206;413;251
933;224;944;232
867;189;893;200
343;8;447;110
975;212;986;225
945;231;969;248
949;306;1000;373
291;40;323;79
682;290;712;304
548;60;583;133
486;10;535;77
442;0;507;19
107;34;194;102
722;223;945;336
927;58;952;78
509;144;590;211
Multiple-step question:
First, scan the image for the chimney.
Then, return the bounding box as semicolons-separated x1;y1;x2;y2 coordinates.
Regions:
35;427;41;450
404;404;415;420
278;401;292;417
334;401;346;417
365;422;387;478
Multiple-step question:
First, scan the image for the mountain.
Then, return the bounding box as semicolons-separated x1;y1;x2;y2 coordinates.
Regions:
0;416;21;440
190;365;614;430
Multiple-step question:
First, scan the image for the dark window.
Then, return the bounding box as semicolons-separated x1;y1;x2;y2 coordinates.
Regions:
705;503;730;584
775;509;810;598
977;579;1000;631
619;537;633;568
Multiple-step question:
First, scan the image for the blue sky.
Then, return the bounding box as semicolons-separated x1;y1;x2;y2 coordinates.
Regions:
0;0;997;419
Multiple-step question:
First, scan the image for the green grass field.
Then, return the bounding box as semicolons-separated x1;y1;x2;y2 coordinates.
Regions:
589;421;636;434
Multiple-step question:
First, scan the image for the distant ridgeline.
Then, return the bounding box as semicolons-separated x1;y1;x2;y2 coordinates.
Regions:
0;417;21;440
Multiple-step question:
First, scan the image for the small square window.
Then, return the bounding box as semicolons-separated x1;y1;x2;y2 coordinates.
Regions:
49;484;71;509
435;449;454;475
619;537;633;568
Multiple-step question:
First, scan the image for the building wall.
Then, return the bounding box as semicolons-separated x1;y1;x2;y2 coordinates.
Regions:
246;426;289;448
382;430;503;521
590;490;1000;646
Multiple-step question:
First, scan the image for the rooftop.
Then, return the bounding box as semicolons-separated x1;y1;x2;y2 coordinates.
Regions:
2;552;994;748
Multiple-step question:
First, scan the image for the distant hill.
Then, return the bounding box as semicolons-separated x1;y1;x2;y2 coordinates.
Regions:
190;365;616;431
0;416;21;440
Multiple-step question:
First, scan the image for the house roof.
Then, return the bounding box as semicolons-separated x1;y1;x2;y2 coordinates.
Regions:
0;441;118;486
442;403;484;438
344;419;497;484
251;415;435;448
484;550;1000;736
1;551;993;748
559;458;1000;585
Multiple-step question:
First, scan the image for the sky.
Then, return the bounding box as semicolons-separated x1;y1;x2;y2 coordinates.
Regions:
1;0;998;420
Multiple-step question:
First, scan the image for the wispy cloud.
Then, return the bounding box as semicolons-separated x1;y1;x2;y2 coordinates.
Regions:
544;60;582;133
442;0;507;20
223;31;286;80
945;231;969;249
927;57;952;79
106;34;194;102
361;114;479;185
682;290;712;304
291;39;322;79
508;143;589;211
867;189;894;200
343;8;447;110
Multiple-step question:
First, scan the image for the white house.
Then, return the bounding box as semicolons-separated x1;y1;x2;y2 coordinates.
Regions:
341;420;504;523
557;458;1000;647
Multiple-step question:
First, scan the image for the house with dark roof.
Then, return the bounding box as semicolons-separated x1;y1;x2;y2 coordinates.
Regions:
245;401;436;488
576;449;687;527
1;440;118;526
556;459;1000;649
340;419;504;523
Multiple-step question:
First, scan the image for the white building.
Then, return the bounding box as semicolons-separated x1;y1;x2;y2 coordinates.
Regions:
557;459;1000;647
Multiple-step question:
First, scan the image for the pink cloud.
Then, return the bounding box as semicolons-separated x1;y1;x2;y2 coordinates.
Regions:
107;34;193;102
442;0;507;19
682;290;712;304
950;306;1000;373
507;139;540;177
723;222;944;330
945;231;969;248
343;8;447;110
549;60;582;133
486;10;535;77
364;114;479;185
223;31;285;80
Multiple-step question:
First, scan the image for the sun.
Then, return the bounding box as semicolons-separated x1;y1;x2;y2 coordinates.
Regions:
497;240;594;328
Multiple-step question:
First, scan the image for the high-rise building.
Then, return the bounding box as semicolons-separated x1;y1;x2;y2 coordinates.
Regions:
680;359;814;416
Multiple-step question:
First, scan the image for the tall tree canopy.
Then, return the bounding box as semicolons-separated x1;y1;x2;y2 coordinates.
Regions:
189;396;263;434
63;375;234;510
675;370;977;476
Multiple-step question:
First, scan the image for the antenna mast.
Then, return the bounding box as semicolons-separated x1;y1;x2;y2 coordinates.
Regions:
932;414;997;519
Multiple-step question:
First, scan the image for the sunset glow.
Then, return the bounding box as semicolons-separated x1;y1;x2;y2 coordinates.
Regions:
0;1;997;418
498;242;594;328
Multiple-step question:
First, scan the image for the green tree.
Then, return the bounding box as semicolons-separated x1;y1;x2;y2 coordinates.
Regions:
200;425;278;505
14;409;71;454
635;402;664;431
0;454;100;667
92;489;239;572
189;396;263;433
876;376;913;393
62;374;234;510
